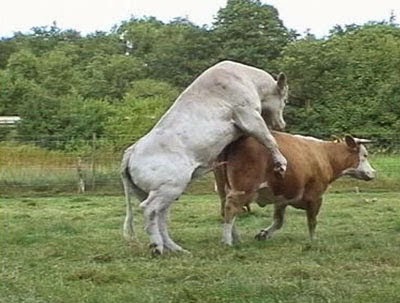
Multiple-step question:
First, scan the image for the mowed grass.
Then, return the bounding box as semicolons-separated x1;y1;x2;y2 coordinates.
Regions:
1;192;400;303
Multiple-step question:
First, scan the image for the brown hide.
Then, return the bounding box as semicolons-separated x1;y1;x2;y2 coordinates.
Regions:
223;132;359;208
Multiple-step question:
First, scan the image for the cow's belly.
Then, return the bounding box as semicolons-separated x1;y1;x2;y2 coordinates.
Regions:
179;119;240;164
255;185;303;207
255;187;283;206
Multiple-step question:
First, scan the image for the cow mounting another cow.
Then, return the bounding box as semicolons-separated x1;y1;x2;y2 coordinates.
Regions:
121;61;288;255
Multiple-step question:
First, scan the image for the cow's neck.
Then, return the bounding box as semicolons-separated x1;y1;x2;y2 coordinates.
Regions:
324;142;355;183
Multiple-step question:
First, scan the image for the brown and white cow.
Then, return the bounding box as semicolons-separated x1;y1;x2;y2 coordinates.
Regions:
214;131;376;246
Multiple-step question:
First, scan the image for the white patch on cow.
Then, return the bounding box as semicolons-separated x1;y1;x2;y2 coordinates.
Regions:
341;144;376;180
222;220;236;246
293;135;324;142
356;145;376;180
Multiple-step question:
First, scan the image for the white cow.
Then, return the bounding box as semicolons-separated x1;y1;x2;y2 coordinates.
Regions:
121;60;288;255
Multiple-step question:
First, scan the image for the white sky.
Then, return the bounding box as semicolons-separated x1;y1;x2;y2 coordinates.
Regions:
0;0;399;38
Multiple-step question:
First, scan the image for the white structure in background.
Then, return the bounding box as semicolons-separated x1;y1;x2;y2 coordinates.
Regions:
0;116;21;126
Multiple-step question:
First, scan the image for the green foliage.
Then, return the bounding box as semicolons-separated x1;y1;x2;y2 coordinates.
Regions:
278;24;400;136
213;0;294;69
17;94;114;150
36;49;79;96
79;54;146;100
121;17;218;87
0;37;17;68
6;49;38;80
105;79;179;149
127;78;180;100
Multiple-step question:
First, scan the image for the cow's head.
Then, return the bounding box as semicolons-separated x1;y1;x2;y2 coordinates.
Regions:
261;72;288;131
342;135;376;181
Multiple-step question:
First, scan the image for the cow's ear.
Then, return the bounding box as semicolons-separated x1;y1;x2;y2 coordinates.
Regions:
331;135;342;143
345;135;357;149
277;72;287;90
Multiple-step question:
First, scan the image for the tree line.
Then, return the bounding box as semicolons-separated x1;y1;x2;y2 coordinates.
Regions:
1;0;399;152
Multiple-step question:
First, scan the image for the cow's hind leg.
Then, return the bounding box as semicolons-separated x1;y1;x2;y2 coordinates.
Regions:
140;184;186;255
255;203;287;240
306;197;322;241
158;208;189;253
222;191;247;246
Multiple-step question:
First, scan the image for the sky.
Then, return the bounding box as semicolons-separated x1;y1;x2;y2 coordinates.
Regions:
1;0;400;38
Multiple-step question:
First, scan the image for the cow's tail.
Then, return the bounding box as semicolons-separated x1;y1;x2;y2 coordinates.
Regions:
120;146;147;201
120;146;147;242
214;143;251;216
213;145;232;217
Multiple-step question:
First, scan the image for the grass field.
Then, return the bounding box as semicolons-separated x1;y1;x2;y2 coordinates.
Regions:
2;192;400;303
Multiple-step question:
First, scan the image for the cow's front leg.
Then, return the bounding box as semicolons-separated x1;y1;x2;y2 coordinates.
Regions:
255;203;287;240
232;106;287;177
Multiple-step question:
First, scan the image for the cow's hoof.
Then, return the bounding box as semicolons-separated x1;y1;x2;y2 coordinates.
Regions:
149;243;163;256
273;166;286;179
255;230;271;241
179;248;192;255
221;238;233;246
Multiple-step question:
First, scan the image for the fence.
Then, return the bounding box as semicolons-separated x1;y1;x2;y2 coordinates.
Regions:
0;134;399;197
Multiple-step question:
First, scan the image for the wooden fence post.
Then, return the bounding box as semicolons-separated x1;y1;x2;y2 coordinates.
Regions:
76;157;85;193
91;132;97;190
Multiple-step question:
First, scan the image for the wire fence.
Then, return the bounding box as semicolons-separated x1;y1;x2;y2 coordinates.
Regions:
1;134;399;197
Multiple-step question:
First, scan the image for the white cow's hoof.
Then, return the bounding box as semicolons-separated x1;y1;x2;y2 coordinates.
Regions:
149;243;163;256
221;239;233;246
178;248;192;255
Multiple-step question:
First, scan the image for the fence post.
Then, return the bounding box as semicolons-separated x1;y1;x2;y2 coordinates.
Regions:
76;157;85;193
91;132;97;191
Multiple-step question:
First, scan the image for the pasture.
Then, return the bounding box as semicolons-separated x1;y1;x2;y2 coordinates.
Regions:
2;191;400;303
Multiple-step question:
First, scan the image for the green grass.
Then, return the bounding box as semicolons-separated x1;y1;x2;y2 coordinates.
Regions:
2;192;400;303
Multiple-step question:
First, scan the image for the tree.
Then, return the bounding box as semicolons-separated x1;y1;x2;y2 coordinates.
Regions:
0;37;17;69
120;17;218;87
105;79;179;149
6;49;38;80
79;54;146;100
213;0;295;70
17;93;114;149
278;24;400;136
